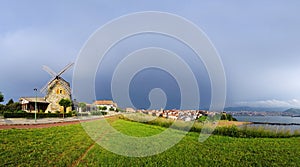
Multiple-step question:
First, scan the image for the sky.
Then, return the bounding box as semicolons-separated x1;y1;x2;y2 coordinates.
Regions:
1;1;300;109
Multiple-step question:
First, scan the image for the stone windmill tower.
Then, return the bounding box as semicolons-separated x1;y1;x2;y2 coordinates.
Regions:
41;63;74;113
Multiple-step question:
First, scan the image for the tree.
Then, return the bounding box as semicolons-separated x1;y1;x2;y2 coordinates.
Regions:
6;102;21;112
227;114;233;121
0;92;3;103
6;99;14;106
59;98;72;118
78;102;86;112
221;113;227;120
4;99;21;112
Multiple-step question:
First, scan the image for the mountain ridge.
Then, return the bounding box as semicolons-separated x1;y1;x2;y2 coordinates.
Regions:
282;108;300;116
223;106;288;112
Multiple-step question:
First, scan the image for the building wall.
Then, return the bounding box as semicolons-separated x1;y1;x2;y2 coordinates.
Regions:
45;79;72;113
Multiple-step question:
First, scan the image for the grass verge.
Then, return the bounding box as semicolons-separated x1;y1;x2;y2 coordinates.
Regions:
1;117;299;166
119;114;300;138
78;118;300;166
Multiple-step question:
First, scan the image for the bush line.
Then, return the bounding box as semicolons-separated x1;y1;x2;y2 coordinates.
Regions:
118;115;300;138
3;112;72;118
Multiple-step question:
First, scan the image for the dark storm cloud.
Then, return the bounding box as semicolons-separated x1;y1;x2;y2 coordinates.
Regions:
1;1;300;108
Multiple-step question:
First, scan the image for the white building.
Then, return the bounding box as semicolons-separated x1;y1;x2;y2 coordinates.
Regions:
93;100;117;112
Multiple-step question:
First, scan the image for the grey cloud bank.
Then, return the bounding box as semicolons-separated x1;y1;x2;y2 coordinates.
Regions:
1;1;300;109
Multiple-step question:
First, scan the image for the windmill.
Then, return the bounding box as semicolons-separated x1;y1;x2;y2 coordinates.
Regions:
41;63;74;112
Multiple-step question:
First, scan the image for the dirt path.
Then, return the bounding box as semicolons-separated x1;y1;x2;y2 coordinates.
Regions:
71;130;109;167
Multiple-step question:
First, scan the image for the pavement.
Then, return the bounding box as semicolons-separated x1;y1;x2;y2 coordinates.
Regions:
0;113;120;125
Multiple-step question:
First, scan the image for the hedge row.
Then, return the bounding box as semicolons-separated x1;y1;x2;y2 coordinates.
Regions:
90;111;108;116
3;112;72;118
76;112;89;116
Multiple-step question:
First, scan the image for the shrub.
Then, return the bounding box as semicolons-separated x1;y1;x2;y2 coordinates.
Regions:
118;114;298;138
116;108;125;112
77;112;89;117
98;106;107;111
213;126;241;137
197;116;207;122
213;125;295;138
17;110;27;113
3;112;72;118
91;111;107;116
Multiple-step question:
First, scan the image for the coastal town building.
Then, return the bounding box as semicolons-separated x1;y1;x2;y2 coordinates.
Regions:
93;100;117;111
125;107;135;113
132;109;212;121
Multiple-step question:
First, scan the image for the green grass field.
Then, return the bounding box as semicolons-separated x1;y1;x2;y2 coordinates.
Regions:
1;118;300;166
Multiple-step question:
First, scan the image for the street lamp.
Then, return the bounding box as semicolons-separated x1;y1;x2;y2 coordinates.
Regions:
34;88;37;123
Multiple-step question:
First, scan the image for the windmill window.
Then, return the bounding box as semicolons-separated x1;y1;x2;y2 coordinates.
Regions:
57;89;63;94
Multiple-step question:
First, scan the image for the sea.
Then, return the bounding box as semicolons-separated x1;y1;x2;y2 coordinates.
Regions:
234;116;300;133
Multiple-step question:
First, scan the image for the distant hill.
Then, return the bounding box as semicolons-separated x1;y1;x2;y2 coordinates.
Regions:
224;106;287;112
282;108;300;116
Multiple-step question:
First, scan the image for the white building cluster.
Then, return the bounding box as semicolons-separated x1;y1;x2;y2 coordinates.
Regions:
126;108;218;121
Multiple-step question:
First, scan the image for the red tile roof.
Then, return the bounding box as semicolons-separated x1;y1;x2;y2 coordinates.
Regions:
93;100;115;105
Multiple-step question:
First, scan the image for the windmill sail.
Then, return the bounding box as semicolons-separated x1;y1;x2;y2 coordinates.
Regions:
40;76;56;93
57;63;74;77
42;65;57;77
40;63;74;94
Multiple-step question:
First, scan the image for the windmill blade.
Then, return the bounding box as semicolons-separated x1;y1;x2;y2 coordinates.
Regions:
40;76;56;93
42;65;57;77
40;84;48;93
57;62;74;77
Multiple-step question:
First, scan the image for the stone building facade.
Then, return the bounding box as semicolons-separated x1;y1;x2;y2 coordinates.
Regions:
45;77;72;113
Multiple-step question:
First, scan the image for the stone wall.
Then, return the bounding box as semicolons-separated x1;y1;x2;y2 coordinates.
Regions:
45;78;72;113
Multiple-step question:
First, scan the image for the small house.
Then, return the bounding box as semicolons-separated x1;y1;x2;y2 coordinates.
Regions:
19;97;49;113
93;100;117;112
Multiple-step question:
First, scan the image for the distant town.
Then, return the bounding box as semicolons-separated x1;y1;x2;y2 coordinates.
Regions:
74;100;300;121
73;100;221;121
